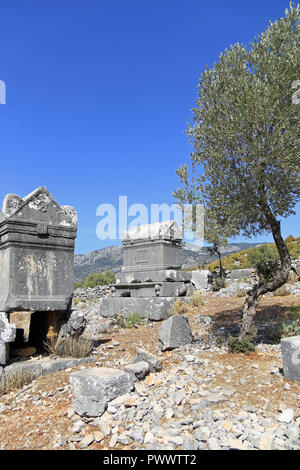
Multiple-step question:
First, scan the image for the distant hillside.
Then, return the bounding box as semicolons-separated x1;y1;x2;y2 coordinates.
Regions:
206;235;300;271
74;241;265;282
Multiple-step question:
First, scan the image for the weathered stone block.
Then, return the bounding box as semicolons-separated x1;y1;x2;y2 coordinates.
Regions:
133;348;162;372
69;367;134;417
0;186;77;312
124;361;150;381
99;297;173;321
281;336;300;383
158;315;193;351
227;269;255;280
191;270;212;290
0;312;16;364
122;221;183;272
116;269;192;284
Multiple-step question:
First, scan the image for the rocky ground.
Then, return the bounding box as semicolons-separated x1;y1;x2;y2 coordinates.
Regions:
0;295;299;451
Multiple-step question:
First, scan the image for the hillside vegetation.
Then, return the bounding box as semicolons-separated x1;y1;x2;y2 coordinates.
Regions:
205;236;300;272
74;270;116;290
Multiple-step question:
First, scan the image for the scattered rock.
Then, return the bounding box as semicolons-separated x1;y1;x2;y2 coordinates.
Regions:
158;315;193;351
69;367;134;417
124;361;150;382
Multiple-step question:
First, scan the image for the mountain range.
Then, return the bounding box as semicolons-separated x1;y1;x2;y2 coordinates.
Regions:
74;241;264;282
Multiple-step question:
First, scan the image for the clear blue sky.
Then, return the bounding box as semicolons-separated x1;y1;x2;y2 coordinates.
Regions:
0;0;298;254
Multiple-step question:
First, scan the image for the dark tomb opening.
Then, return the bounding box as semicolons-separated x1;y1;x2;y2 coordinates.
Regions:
28;312;50;352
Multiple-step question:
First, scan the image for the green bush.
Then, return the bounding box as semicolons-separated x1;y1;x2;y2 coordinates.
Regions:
227;336;256;353
75;271;116;290
124;313;141;329
247;244;279;284
265;306;300;343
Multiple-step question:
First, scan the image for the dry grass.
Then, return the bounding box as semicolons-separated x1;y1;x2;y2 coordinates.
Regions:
0;368;35;396
167;291;204;316
167;298;189;316
190;291;204;307
44;335;93;358
273;285;290;297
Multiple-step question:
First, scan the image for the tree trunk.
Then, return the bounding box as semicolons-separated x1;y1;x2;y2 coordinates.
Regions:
239;216;291;341
218;251;225;280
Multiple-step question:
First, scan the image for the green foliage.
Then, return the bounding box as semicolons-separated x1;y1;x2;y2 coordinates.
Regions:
247;244;280;284
75;270;116;290
174;3;300;252
124;313;141;329
266;306;300;342
206;236;300;273
206;249;249;271
227;336;256;353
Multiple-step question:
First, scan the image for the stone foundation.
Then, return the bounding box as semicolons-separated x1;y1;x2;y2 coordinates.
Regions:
99;222;195;320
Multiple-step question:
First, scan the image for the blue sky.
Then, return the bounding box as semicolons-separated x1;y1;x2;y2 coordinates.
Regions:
0;0;299;254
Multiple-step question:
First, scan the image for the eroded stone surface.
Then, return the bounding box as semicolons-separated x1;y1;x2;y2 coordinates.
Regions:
281;336;300;383
0;186;77;313
158;315;193;351
69;367;134;417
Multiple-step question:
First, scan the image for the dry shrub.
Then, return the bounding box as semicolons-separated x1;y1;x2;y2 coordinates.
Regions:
287;271;299;284
167;298;189;316
0;368;35;396
44;335;93;358
236;288;248;297
273;285;290;297
190;291;204;307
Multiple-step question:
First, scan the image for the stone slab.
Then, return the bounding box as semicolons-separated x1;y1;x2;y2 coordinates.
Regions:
121;221;183;243
226;269;255;280
158;315;193;351
281;335;300;383
122;239;182;272
115;269;192;284
112;281;188;298
191;270;212;290
124;361;150;382
69;367;134;417
133;348;162;372
99;297;174;321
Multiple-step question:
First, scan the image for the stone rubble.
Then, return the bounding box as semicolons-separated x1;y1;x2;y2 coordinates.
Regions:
65;340;300;450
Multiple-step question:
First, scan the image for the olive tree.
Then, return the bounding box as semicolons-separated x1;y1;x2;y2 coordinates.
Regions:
174;164;234;279
174;3;300;340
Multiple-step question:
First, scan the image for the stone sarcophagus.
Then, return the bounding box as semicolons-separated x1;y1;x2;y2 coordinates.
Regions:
0;186;77;312
122;221;183;272
99;221;195;321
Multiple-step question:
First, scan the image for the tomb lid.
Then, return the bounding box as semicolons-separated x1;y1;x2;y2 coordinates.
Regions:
0;186;77;228
122;221;183;243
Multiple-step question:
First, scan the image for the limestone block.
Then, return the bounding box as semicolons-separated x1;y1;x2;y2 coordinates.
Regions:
158;315;193;351
0;186;77;312
99;297;173;321
70;367;134;417
133;348;162;372
281;336;300;383
124;361;150;381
